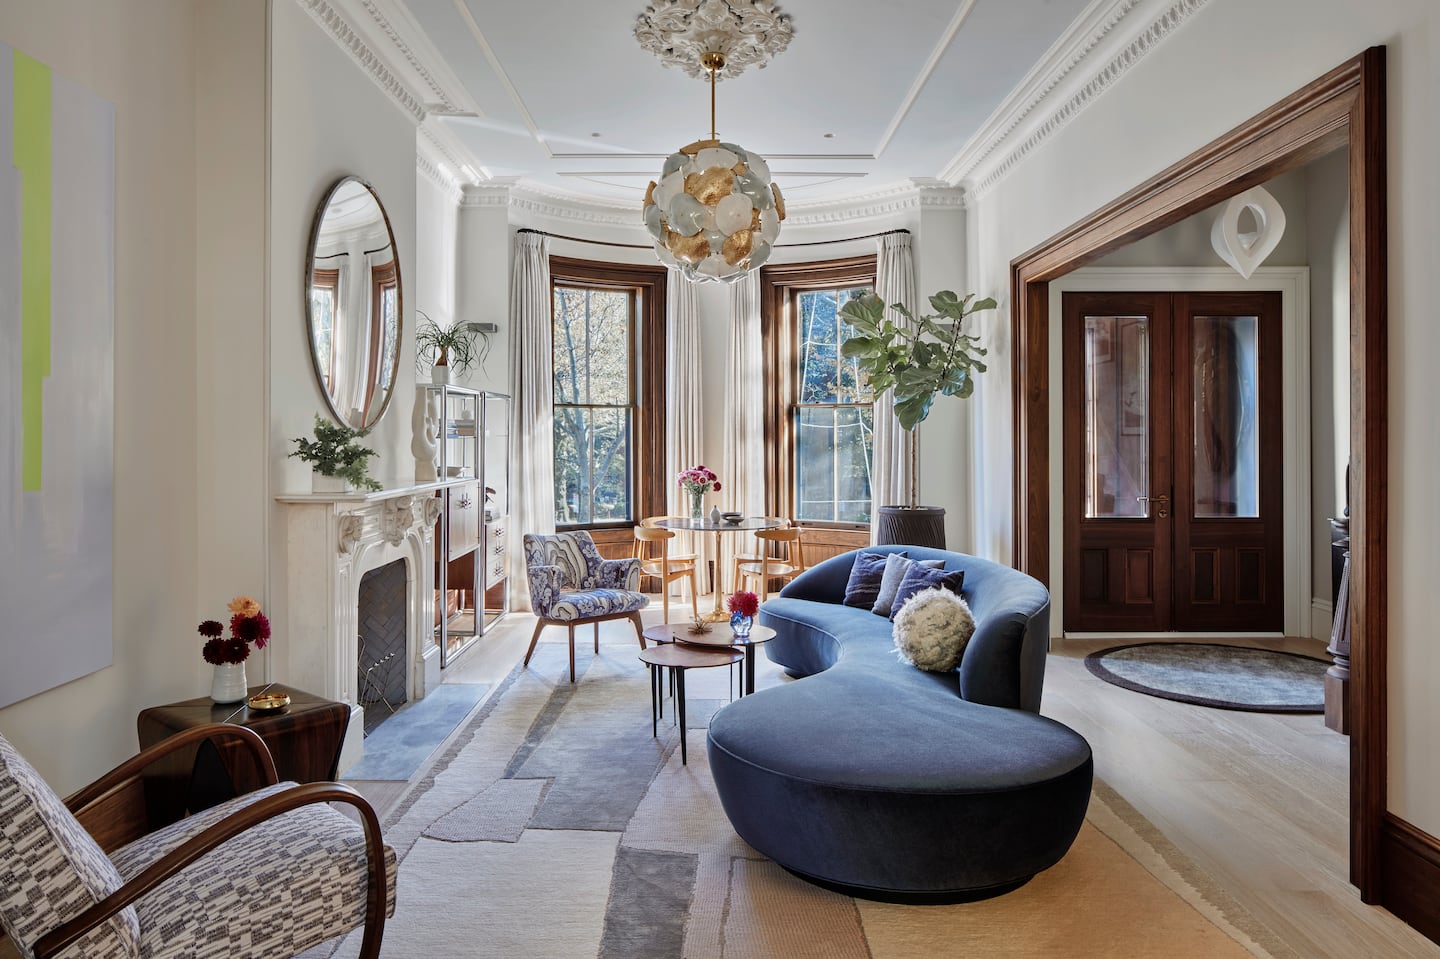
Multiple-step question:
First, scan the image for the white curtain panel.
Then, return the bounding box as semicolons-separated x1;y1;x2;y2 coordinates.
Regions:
870;232;917;543
507;232;555;610
720;271;767;596
663;269;713;595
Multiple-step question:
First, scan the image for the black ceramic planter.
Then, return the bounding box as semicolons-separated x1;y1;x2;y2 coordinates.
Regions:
874;506;946;549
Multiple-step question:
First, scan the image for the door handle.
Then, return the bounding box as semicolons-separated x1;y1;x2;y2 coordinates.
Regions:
1136;494;1170;518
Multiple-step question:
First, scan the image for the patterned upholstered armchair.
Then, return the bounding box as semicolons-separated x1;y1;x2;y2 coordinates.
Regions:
0;724;394;959
523;529;649;682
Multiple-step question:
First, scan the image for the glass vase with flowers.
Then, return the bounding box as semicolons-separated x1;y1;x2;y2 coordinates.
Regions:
727;589;759;639
199;596;272;703
678;465;721;521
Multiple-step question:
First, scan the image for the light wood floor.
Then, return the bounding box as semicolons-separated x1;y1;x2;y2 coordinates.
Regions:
1046;636;1440;959
352;610;1440;958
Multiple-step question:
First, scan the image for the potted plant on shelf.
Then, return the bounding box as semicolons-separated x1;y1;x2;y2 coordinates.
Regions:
416;311;490;385
289;414;383;492
840;290;993;548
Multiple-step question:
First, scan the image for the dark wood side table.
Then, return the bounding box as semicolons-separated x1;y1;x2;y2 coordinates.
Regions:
137;682;349;828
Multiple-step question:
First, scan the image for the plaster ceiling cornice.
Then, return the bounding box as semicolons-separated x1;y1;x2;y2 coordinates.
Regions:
417;147;463;205
297;0;427;124
490;177;966;228
304;0;1215;212
940;0;1214;198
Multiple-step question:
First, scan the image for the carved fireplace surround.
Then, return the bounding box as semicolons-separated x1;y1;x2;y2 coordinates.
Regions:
276;479;460;771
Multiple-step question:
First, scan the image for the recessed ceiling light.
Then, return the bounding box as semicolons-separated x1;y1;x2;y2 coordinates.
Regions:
590;132;602;138
823;133;835;138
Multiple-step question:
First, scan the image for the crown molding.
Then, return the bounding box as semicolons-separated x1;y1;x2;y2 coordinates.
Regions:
503;181;639;224
492;176;967;228
461;182;519;210
297;0;427;124
785;178;966;225
416;149;462;206
939;0;1212;199
348;0;481;115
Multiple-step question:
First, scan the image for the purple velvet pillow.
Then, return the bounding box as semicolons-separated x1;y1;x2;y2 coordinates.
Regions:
888;564;966;621
843;551;900;609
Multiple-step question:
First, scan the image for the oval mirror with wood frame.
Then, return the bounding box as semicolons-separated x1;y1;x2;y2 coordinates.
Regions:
304;176;403;429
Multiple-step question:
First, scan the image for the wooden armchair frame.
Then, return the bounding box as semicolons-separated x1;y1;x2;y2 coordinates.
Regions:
20;723;388;959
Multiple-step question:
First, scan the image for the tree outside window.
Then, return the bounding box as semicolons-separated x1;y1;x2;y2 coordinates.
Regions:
795;286;874;523
552;285;635;526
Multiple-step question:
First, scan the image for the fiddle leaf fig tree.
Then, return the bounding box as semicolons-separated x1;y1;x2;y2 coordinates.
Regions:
839;290;994;508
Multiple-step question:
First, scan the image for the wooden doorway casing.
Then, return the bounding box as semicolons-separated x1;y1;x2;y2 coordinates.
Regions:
1010;50;1386;898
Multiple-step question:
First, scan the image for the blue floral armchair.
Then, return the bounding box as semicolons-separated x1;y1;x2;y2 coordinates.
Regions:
522;530;649;682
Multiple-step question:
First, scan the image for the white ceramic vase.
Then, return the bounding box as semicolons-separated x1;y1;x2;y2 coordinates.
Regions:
431;362;453;385
210;661;248;704
311;470;351;494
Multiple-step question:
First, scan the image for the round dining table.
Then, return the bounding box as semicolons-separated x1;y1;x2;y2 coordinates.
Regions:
654;515;785;621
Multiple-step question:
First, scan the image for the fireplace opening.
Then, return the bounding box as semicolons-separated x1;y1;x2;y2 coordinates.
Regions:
358;558;408;734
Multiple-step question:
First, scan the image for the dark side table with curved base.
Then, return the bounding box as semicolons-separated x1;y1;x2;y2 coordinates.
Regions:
638;643;743;764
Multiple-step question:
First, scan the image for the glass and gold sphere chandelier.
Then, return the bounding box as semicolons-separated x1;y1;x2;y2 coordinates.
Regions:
636;0;792;283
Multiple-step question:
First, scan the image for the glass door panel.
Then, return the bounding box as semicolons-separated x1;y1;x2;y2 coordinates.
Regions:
1083;315;1150;518
1192;314;1260;518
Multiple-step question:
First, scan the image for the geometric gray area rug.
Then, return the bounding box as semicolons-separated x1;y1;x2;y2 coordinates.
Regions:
422;777;547;843
312;626;1296;959
1084;642;1328;712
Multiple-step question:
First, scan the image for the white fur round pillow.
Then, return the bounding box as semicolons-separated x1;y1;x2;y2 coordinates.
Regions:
891;586;976;672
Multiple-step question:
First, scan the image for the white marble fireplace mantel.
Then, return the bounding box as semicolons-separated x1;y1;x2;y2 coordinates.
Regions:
276;478;467;771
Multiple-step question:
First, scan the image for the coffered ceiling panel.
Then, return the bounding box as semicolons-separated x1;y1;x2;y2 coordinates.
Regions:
399;0;1096;202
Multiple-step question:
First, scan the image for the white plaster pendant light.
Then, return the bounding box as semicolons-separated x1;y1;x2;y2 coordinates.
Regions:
1210;185;1287;279
637;0;792;283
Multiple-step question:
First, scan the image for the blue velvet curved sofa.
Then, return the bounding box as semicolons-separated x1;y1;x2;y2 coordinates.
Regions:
706;546;1093;903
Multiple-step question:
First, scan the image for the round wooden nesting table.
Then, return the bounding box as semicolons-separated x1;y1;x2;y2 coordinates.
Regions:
643;623;778;698
638;643;744;765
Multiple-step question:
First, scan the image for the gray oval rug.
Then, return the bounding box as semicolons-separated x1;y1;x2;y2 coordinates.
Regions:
1083;642;1328;713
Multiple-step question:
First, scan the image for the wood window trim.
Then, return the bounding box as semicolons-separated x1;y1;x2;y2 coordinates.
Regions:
311;268;340;390
760;255;877;529
548;256;667;545
1009;49;1387;901
365;260;397;416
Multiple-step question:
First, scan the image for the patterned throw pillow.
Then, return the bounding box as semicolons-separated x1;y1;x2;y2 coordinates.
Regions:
888;564;966;621
892;587;977;672
842;551;899;609
871;554;943;617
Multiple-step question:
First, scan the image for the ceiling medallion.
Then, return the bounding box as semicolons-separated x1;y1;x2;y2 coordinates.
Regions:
638;2;791;283
634;0;794;81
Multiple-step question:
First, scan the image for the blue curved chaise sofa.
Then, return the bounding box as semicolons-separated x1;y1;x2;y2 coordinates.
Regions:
706;546;1093;903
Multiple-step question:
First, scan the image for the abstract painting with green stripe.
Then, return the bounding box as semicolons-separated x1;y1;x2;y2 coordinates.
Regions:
1;43;114;708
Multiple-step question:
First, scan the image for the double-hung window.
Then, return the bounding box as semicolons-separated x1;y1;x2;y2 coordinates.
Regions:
549;258;666;533
761;256;877;529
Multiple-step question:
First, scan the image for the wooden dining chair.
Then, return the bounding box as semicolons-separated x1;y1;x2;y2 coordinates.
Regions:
736;526;807;602
731;518;790;591
632;524;699;623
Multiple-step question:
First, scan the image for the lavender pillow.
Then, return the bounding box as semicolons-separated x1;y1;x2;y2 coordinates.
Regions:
888;564;966;621
871;554;943;617
843;551;900;609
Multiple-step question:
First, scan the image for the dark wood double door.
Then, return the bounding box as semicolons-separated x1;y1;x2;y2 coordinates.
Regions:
1062;291;1283;632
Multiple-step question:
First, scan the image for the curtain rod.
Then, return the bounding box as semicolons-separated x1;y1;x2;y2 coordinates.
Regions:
516;227;910;250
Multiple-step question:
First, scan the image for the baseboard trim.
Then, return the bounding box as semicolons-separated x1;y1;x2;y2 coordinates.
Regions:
1381;813;1440;944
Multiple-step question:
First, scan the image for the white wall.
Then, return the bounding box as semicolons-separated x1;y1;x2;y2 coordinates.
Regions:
967;0;1437;832
415;173;459;330
0;0;201;792
265;0;420;686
